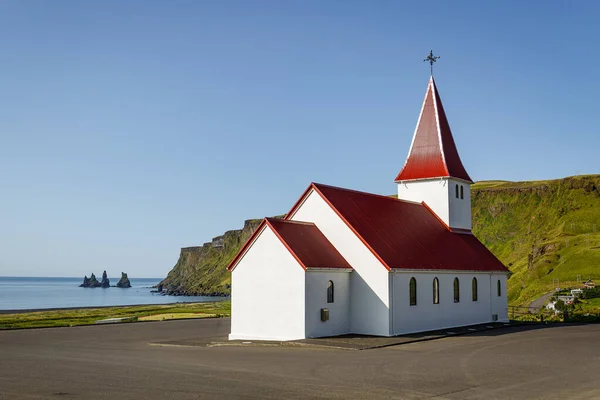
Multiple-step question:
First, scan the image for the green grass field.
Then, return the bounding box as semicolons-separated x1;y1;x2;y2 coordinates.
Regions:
577;298;600;313
0;301;231;330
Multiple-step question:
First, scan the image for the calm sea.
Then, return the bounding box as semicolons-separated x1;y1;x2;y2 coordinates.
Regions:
0;277;224;311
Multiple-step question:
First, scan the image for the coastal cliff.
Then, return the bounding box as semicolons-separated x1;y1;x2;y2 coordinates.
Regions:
158;219;267;296
159;175;600;305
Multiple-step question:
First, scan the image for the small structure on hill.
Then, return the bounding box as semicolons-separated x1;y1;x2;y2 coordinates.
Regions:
583;280;595;289
557;295;575;305
571;288;583;297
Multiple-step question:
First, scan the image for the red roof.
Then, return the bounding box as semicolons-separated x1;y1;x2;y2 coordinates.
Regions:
227;218;352;271
287;183;507;272
395;77;472;183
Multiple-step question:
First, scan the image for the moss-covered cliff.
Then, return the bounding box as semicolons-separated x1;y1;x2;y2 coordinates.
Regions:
158;219;264;296
160;175;600;305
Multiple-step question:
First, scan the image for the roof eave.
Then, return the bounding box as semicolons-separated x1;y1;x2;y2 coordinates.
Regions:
395;176;474;185
388;267;509;274
306;267;353;272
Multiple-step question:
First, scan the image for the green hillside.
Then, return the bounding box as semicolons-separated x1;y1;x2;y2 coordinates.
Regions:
160;175;600;306
472;175;600;305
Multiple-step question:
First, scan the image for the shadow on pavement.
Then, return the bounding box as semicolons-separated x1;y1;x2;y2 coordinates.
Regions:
150;321;593;351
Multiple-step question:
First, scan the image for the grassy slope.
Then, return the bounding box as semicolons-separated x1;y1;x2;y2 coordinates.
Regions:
472;175;600;305
160;175;600;306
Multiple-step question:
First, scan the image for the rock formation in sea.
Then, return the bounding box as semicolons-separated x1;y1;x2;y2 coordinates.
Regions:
100;270;110;288
116;272;131;288
80;273;102;288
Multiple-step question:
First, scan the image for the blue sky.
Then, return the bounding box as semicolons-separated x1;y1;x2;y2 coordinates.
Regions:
1;1;598;277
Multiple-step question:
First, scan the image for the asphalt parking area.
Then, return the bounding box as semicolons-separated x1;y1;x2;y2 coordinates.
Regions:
2;318;600;399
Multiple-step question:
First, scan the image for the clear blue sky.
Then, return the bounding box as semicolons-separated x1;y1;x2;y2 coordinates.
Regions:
1;1;598;277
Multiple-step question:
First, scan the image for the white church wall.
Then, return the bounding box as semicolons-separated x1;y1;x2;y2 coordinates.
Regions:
229;226;305;341
305;270;351;338
447;179;472;231
391;271;502;335
397;179;450;226
490;273;509;322
289;190;391;336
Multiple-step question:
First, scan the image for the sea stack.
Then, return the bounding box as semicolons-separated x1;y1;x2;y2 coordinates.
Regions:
80;273;102;288
80;276;90;287
100;270;110;288
116;272;131;288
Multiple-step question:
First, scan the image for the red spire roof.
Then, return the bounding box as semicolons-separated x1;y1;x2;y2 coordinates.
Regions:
395;77;472;183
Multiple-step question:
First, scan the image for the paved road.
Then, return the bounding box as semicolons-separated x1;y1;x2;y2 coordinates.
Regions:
2;318;600;399
529;291;555;311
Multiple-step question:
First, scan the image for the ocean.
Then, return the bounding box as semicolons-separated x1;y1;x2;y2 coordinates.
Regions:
0;277;224;311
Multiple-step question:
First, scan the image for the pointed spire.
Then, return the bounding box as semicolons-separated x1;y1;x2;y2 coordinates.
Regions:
395;77;472;183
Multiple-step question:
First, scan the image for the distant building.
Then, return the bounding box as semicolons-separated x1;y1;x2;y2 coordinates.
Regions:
557;295;575;305
571;289;583;297
546;301;562;315
227;76;509;341
583;280;595;289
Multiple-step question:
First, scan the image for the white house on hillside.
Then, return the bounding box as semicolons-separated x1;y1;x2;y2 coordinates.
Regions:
227;76;509;341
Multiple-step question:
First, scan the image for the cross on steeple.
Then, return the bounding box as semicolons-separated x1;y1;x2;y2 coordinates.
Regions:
424;50;440;75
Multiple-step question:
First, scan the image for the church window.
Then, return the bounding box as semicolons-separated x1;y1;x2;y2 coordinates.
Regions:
455;184;459;198
409;277;417;306
454;277;460;303
327;280;334;303
433;277;439;304
472;277;478;301
497;280;501;297
460;185;464;199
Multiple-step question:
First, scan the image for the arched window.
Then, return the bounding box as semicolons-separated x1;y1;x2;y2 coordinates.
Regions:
327;280;334;303
433;277;439;304
409;277;417;306
460;185;464;199
454;277;460;303
472;277;478;301
455;184;459;198
497;280;501;297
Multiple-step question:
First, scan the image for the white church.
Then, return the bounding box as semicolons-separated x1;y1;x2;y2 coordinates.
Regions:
227;76;509;341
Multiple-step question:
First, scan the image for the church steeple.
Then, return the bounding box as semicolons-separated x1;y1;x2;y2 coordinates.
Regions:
396;75;473;232
395;76;472;183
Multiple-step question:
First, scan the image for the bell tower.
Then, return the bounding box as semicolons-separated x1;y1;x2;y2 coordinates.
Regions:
395;76;473;232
